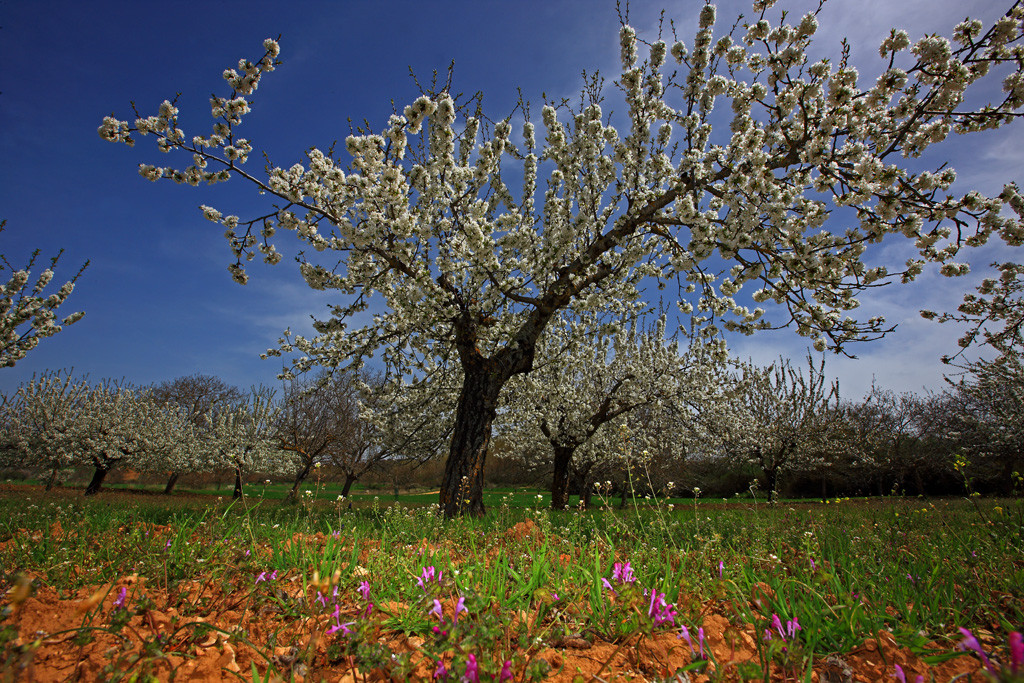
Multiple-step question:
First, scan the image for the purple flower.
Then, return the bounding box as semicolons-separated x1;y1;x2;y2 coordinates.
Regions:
771;613;786;640
552;592;559;601
462;654;479;683
434;660;448;680
678;624;693;649
959;627;996;674
315;592;327;607
601;577;614;592
891;664;924;683
809;558;815;570
499;660;513;681
786;616;801;638
697;627;706;658
431;599;444;621
646;590;677;626
358;580;371;602
112;587;128;610
611;561;635;584
269;570;278;580
454;596;468;623
418;566;438;591
255;572;267;584
1010;631;1023;673
717;560;724;578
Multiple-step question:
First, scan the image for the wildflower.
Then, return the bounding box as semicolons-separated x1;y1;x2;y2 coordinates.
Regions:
358;580;370;601
718;560;724;578
601;577;614;592
434;660;448;680
454;596;467;623
463;654;480;683
499;660;513;681
1011;632;1024;673
647;589;677;626
892;664;924;683
697;627;706;658
256;572;267;583
611;561;636;584
678;624;693;650
112;587;128;610
959;627;1007;676
431;599;444;621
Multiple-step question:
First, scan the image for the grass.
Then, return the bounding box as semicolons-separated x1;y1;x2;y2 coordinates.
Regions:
1;484;1022;681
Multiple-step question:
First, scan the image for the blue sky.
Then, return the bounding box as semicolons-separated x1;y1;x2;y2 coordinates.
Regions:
1;0;1021;399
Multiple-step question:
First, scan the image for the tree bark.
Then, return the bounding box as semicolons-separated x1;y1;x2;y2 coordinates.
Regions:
287;459;314;502
45;467;59;491
550;444;575;511
164;472;180;495
341;472;358;498
85;466;109;496
233;468;243;500
439;361;507;518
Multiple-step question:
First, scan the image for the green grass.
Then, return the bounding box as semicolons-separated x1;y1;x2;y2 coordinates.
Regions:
1;486;1021;681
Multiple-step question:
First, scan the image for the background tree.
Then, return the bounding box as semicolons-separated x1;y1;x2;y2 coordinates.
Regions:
276;370;353;499
150;373;244;493
0;370;89;489
0;221;87;369
504;314;740;509
203;385;289;499
733;355;842;499
75;381;197;495
102;4;1024;516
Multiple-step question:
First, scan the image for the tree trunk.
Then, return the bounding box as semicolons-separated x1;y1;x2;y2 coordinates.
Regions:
342;472;358;498
164;472;180;495
765;466;781;503
233;468;243;500
85;466;110;496
550;444;576;511
439;363;504;518
45;467;59;491
287;459;313;502
582;488;593;509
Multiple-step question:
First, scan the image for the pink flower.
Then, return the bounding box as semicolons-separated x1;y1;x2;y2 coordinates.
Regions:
112;587;128;610
358;580;371;602
1010;631;1023;673
697;627;706;658
771;613;786;639
891;663;924;683
959;627;996;674
611;561;635;584
678;624;693;650
717;560;724;578
255;572;266;583
499;660;513;681
462;654;479;683
454;596;467;623
431;599;444;621
433;660;448;680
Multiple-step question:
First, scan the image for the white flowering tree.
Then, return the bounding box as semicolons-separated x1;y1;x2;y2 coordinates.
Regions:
101;4;1024;516
0;370;90;488
150;373;244;493
731;355;845;498
0;221;87;368
74;382;198;495
202;386;292;499
503;315;738;509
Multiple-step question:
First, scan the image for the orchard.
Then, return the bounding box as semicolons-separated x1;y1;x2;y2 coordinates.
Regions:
2;0;1024;680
